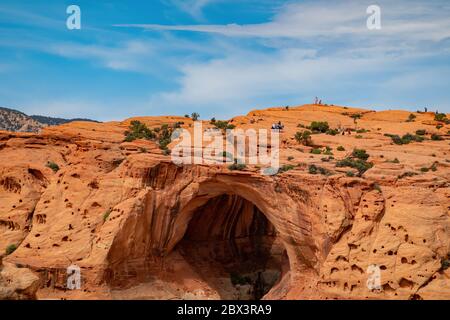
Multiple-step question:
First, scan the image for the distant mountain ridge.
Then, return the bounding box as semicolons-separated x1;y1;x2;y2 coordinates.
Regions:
0;106;99;133
30;115;99;126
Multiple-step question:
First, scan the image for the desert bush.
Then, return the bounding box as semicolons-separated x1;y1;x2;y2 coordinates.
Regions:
430;163;438;172
310;148;322;155
441;254;450;271
352;149;370;161
336;158;373;175
308;164;330;175
346;171;355;177
278;164;295;173
326;129;339;136
295;130;312;146
309;121;330;133
5;244;17;255
337;146;345;151
398;171;418;179
228;160;246;171
124;120;155;142
387;158;400;164
191;112;200;121
431;134;443;141
214;120;235;130
46;161;60;173
416;129;426;136
287;156;294;161
385;133;424;145
103;209;112;222
435;113;447;122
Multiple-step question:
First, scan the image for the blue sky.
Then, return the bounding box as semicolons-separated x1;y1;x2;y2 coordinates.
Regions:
0;0;449;121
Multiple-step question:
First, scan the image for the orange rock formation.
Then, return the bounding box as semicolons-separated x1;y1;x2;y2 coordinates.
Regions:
0;105;449;300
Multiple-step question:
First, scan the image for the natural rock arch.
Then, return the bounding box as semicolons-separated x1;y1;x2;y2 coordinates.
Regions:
105;163;319;298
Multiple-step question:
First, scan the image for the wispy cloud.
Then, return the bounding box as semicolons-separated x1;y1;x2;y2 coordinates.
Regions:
141;0;450;116
48;40;154;72
165;0;215;20
118;0;450;41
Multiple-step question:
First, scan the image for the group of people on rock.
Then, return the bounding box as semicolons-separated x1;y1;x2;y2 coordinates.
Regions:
314;97;323;105
271;121;285;131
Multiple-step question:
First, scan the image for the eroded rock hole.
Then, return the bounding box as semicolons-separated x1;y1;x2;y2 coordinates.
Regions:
177;194;286;300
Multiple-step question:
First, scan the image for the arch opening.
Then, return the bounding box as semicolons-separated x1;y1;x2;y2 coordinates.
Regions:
175;193;289;300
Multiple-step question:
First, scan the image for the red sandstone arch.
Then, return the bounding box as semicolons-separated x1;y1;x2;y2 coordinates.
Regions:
105;166;319;296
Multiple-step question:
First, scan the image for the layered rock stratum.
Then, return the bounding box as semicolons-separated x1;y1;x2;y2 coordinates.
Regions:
0;105;449;300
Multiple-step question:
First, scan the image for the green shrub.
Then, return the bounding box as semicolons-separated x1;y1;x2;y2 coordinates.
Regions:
191;112;200;121
214;120;235;130
308;165;318;174
431;134;443;141
157;124;173;151
278;164;295;173
210;117;216;124
385;133;424;145
46;161;60;173
441;254;450;271
398;172;418;179
416;129;426;136
387;158;400;164
356;129;369;133
309;121;330;133
103;209;112;222
228;161;246;171
124;120;156;142
336;158;373;175
310;148;322;155
326;129;339;136
5;244;17;255
355;135;363;139
346;171;355;177
337;146;345;151
420;167;429;173
352;149;370;161
435;113;447;122
308;165;330;175
295;130;312;146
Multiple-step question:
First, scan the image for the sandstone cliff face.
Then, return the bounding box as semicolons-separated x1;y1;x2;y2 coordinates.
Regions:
0;105;448;300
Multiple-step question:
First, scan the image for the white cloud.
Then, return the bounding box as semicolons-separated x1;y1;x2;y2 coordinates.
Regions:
47;40;154;72
118;0;450;41
139;0;450;115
